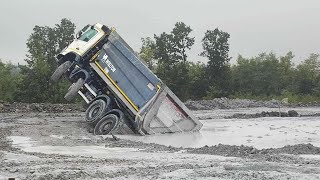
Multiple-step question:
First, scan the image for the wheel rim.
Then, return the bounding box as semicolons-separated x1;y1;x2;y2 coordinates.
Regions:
88;105;102;122
91;107;100;118
102;122;112;132
100;121;114;134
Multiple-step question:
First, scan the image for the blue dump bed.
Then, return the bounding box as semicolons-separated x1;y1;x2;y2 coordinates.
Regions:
90;31;202;135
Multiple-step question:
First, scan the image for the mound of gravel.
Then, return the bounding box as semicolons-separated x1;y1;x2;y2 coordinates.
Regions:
0;102;84;113
185;97;320;110
226;110;299;119
266;143;320;155
185;98;283;110
186;143;320;157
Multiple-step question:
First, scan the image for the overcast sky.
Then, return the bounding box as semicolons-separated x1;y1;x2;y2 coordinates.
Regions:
0;0;319;64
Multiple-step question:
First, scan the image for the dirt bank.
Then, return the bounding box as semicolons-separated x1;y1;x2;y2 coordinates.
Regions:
0;102;84;113
185;98;283;110
185;97;320;110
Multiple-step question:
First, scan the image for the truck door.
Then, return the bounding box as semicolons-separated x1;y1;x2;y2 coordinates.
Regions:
74;27;104;55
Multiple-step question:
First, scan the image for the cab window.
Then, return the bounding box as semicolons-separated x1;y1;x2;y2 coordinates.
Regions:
79;29;98;42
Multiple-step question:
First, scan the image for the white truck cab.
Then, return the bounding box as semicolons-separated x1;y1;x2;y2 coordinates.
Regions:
56;23;111;63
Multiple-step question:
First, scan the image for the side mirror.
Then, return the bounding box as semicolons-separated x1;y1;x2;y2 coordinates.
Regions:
76;31;82;39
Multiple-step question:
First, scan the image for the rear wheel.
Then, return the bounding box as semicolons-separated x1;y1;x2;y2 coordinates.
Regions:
85;99;109;125
94;114;119;135
51;61;72;82
64;78;85;101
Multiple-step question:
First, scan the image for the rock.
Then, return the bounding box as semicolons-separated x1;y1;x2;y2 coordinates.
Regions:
9;168;18;173
288;110;299;117
250;148;259;154
281;98;289;104
111;134;120;141
88;128;94;133
227;110;300;119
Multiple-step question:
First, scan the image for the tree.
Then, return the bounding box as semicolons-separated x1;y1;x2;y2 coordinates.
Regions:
139;37;156;71
0;60;21;102
15;19;76;103
187;62;207;100
154;32;175;84
294;53;320;95
170;22;195;63
153;22;195;100
200;28;231;97
278;52;295;93
231;52;296;97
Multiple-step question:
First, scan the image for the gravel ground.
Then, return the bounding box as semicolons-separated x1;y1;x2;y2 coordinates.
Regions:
185;98;320;110
1;97;318;113
1;111;320;179
0;102;84;113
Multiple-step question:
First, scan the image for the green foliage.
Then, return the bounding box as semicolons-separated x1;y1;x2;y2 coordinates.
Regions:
294;53;320;95
139;23;320;103
1;20;320;104
232;52;297;96
187;62;207;100
153;22;195;100
201;29;231;97
233;53;279;96
139;37;156;70
200;29;231;68
15;18;76;103
231;52;320;103
0;60;21;102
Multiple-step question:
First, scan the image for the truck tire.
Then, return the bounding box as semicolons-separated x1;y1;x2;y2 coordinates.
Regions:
94;114;119;135
64;78;84;101
86;99;108;125
51;61;72;82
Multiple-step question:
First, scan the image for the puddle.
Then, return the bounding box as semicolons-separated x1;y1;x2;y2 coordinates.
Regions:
3;152;40;162
299;154;320;160
9;136;36;148
50;135;64;139
8;135;236;162
9;135;136;154
23;145;137;156
118;117;320;149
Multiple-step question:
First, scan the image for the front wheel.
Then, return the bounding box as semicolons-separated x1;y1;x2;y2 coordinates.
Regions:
94;114;119;135
64;78;85;101
51;61;72;82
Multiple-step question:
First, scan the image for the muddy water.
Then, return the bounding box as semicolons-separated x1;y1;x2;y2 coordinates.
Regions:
8;136;237;163
193;107;320;119
118;116;320;149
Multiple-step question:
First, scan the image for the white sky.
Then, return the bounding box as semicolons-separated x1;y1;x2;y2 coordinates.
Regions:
0;0;319;64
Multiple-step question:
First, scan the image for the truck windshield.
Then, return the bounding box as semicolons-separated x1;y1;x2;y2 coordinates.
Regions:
79;29;98;42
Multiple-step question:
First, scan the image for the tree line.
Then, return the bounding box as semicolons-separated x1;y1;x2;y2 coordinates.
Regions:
0;19;319;103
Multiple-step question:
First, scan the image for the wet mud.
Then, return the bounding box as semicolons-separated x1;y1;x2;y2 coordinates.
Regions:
1;108;320;179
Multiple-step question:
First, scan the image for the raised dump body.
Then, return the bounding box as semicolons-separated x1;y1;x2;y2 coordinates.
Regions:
90;31;202;135
52;23;202;135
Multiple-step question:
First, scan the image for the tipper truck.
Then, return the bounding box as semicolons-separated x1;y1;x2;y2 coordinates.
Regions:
52;23;202;135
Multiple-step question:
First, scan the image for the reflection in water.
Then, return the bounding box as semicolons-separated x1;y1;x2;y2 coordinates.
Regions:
118;132;204;148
